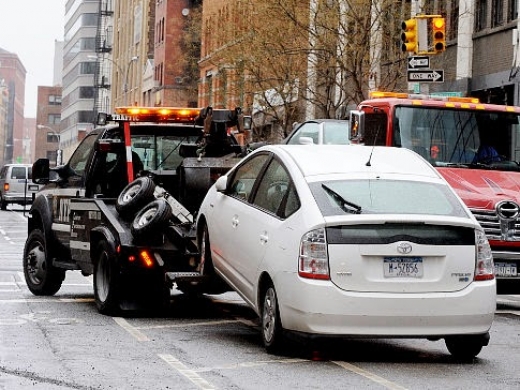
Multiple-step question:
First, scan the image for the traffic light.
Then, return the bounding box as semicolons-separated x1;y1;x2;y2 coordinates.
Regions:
432;17;446;53
401;18;418;53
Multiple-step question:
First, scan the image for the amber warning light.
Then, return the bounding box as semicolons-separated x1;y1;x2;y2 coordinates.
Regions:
114;106;202;123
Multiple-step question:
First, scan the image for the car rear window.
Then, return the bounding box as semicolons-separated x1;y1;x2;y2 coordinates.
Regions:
310;179;469;218
11;166;27;179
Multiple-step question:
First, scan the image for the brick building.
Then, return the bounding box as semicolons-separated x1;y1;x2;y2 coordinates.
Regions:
35;86;62;166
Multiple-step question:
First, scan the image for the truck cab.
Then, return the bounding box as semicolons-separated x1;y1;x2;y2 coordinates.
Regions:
350;92;520;293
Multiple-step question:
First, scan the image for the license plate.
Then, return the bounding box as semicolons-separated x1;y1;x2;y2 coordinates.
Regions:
28;185;39;191
384;257;423;278
494;262;518;277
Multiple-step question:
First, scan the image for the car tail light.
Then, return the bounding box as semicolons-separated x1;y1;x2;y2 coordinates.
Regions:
474;229;494;281
3;183;8;191
298;228;329;280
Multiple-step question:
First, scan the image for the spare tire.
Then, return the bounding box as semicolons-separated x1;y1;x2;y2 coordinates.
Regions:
131;198;173;240
116;177;156;219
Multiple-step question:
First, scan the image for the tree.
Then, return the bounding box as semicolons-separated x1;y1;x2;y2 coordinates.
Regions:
190;0;408;141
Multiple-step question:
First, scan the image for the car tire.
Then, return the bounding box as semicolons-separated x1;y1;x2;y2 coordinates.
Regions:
94;240;121;315
0;193;7;210
23;229;65;295
445;336;485;361
261;282;285;354
131;198;172;240
176;223;229;295
116;176;156;219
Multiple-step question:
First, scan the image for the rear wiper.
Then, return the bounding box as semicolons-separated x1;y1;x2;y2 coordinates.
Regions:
322;184;362;214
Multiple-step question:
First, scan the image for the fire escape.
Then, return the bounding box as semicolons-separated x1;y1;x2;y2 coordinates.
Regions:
93;0;114;117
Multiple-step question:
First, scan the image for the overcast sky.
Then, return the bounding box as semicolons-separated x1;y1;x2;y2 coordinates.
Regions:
0;0;67;118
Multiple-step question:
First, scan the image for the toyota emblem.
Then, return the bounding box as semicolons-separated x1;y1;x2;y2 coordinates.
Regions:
397;242;412;254
496;200;520;221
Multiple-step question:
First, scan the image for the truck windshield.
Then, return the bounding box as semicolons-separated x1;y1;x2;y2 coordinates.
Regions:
393;106;520;167
131;135;200;170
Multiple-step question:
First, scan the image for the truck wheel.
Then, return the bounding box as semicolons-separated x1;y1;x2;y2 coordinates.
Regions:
445;336;485;361
23;229;65;295
116;177;156;218
94;240;121;315
131;198;172;240
261;282;285;354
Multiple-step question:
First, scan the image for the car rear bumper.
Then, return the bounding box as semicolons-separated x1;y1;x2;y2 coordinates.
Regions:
3;194;34;203
276;274;496;337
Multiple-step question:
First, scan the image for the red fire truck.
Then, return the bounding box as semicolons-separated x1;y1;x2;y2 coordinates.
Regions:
350;91;520;293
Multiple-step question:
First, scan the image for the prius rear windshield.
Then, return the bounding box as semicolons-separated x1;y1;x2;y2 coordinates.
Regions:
310;179;469;217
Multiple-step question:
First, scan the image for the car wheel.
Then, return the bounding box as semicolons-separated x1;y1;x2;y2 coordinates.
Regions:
94;240;121;315
131;198;172;240
23;229;65;295
0;193;7;210
116;176;156;218
445;336;485;360
261;282;284;353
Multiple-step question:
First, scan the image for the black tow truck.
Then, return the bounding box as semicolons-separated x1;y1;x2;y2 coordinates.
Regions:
24;106;251;314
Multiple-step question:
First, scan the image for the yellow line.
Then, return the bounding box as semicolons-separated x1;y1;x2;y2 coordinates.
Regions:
332;361;408;390
113;317;150;341
159;354;217;390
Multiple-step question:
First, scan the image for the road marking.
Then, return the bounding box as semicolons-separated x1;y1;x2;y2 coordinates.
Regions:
496;310;520;316
332;361;408;390
0;298;95;303
136;319;239;330
113;317;150;341
192;358;308;373
158;354;217;390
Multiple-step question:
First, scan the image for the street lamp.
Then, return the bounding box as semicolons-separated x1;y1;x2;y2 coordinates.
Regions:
37;124;62;166
88;55;139;106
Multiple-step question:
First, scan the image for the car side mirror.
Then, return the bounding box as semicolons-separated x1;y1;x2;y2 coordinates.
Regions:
215;175;228;192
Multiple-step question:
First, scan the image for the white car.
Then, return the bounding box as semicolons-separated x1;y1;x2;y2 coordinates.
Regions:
196;145;496;359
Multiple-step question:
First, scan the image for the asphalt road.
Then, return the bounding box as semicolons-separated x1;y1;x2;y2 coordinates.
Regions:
1;206;520;390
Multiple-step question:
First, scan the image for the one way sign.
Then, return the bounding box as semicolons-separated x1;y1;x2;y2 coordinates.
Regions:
407;69;444;83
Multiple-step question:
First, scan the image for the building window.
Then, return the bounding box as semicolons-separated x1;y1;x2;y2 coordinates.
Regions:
476;0;488;31
509;0;518;22
48;114;61;124
48;95;62;105
492;0;504;27
46;132;59;143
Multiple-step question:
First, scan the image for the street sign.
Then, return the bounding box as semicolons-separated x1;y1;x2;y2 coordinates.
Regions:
408;56;430;69
407;69;444;82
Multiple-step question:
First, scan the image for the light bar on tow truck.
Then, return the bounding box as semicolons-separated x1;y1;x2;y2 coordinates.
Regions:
369;91;480;104
114;106;202;123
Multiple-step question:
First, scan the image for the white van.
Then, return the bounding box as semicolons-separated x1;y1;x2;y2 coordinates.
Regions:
0;164;41;210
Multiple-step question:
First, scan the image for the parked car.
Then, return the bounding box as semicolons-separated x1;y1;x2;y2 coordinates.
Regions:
196;144;496;359
0;163;41;210
284;119;350;145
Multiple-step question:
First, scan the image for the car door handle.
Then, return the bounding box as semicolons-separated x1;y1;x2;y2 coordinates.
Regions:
260;231;268;244
232;215;239;228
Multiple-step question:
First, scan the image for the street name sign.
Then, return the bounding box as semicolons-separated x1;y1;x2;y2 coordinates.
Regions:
407;56;430;69
407;69;444;82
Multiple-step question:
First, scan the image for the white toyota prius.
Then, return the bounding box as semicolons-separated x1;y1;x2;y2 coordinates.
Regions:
196;145;496;359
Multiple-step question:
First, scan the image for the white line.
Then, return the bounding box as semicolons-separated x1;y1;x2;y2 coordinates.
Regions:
332;361;409;390
136;319;239;330
158;354;217;390
113;317;150;341
192;358;308;373
496;310;520;316
0;298;95;303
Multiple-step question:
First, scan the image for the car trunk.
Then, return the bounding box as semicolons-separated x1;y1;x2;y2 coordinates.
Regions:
326;222;477;293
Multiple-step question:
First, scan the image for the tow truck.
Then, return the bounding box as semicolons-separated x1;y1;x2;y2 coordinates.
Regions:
350;91;520;293
24;106;251;314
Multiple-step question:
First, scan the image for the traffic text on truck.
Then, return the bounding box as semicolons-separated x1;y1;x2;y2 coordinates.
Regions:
349;91;520;293
24;106;252;314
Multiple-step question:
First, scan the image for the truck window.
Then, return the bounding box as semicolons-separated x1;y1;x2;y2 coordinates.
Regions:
68;133;99;177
